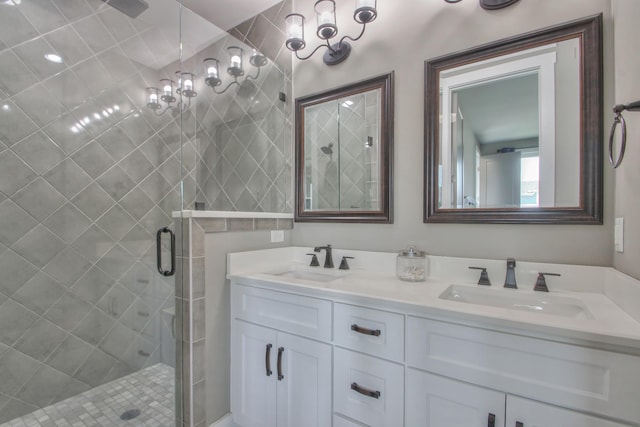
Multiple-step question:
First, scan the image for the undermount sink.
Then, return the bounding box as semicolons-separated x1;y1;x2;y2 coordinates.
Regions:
274;268;344;283
439;285;594;319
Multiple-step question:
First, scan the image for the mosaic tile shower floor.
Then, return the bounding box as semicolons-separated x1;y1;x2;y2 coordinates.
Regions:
1;364;174;427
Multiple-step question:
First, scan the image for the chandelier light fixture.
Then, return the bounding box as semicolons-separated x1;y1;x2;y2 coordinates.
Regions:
285;0;377;66
146;71;197;116
444;0;520;10
204;46;268;94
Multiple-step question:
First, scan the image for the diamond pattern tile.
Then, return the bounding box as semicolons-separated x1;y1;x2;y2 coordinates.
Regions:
12;178;67;222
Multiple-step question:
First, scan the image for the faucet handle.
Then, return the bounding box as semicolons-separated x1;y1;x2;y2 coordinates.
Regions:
339;256;354;270
534;272;561;292
306;253;320;267
469;267;491;286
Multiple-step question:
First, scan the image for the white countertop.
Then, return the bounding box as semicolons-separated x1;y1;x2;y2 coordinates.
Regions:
227;247;640;352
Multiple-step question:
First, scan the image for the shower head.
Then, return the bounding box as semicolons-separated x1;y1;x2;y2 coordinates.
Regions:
101;0;148;19
321;143;334;155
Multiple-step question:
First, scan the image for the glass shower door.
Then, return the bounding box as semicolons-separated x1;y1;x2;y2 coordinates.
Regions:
0;0;185;425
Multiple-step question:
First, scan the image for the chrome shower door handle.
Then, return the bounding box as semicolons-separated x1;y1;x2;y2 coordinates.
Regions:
156;227;176;277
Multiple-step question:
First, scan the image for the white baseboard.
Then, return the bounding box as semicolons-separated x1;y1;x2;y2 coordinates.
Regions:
209;413;238;427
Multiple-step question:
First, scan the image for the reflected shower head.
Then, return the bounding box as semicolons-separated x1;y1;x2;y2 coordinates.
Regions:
101;0;148;19
321;143;334;155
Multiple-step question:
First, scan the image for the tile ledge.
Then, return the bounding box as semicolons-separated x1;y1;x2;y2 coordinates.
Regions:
173;210;293;219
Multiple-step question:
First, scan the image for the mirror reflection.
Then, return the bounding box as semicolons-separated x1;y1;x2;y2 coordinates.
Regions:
439;39;580;209
295;73;393;222
425;15;603;224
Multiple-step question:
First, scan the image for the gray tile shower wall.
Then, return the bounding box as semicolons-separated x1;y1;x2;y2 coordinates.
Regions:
192;0;293;214
0;0;182;421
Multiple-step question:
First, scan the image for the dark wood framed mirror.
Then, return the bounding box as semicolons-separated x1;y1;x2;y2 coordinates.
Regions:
295;72;394;223
424;15;602;224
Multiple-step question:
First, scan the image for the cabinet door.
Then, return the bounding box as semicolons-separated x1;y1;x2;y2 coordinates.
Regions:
231;321;278;427
406;368;505;427
276;332;332;427
506;395;632;427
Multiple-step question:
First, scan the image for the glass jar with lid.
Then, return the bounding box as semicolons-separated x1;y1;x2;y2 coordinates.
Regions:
396;247;426;282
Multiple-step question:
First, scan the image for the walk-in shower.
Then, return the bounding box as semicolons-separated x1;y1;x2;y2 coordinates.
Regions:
0;0;291;425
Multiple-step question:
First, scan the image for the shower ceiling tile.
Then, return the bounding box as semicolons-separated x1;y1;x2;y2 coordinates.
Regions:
0;347;41;396
45;25;93;67
0;4;39;48
96;205;136;241
0;102;38;147
51;0;94;23
45;333;93;376
96;46;137;82
14;318;68;362
0;151;37;196
11;272;66;315
119;114;155;146
72;57;115;97
71;141;116;178
98;7;137;43
12;132;65;175
96;244;136;282
72;15;116;55
96;164;136;201
14;84;66;128
71;182;115;220
12;178;67;222
43;203;92;244
0;200;38;247
73;309;115;347
70;266;113;305
11;224;66;268
13;38;66;81
0;50;39;96
120;35;157;69
43;158;92;199
17;0;68;34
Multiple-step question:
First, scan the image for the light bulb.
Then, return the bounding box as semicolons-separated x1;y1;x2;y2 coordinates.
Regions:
289;23;302;39
319;11;332;25
231;55;241;68
207;66;218;78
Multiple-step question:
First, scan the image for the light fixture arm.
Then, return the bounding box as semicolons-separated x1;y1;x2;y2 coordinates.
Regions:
212;78;239;95
295;41;336;61
338;22;367;46
244;65;262;82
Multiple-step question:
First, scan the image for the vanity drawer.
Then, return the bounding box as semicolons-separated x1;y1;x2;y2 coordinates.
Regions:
334;303;404;362
334;347;404;427
231;284;332;341
334;414;367;427
407;316;640;423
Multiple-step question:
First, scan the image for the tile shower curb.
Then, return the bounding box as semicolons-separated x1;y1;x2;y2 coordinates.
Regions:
175;214;293;427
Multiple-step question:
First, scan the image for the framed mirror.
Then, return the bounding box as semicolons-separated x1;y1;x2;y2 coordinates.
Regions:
295;72;394;223
424;15;602;224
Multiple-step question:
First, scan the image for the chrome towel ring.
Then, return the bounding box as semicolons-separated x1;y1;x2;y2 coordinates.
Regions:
609;100;640;168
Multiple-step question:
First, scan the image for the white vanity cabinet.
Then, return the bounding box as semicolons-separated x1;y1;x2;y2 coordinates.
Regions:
230;279;640;427
231;284;332;427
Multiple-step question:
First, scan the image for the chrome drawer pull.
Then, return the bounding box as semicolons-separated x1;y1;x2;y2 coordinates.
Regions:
351;324;381;336
351;382;380;399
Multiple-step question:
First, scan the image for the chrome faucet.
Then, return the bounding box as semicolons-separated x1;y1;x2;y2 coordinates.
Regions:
504;258;517;289
313;245;334;268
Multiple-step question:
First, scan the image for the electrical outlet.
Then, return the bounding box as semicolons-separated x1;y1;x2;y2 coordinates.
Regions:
615;217;624;253
271;230;284;243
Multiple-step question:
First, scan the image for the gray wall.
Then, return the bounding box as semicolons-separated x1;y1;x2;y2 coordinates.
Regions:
613;0;640;280
292;0;615;268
